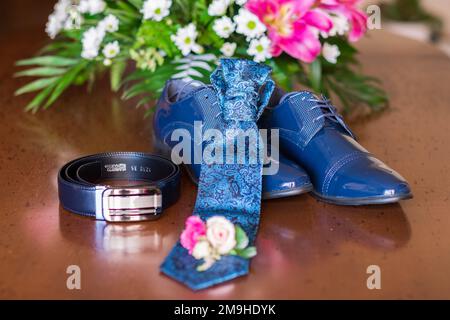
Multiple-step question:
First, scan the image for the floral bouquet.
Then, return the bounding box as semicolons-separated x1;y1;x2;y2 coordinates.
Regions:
180;215;257;271
15;0;387;115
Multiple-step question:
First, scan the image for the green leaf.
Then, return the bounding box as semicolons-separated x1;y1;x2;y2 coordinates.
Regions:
122;62;178;101
198;23;224;48
235;225;249;250
25;84;55;112
128;0;144;10
323;65;388;114
115;0;140;14
15;77;58;95
110;61;127;92
16;56;79;67
106;7;140;20
43;62;87;108
136;96;153;108
15;67;66;77
308;59;322;92
237;247;257;259
38;41;82;56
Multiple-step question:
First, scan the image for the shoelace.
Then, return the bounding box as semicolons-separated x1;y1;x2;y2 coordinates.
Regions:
308;94;344;124
307;94;356;139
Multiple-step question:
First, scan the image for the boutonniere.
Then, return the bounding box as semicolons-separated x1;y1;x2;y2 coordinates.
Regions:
180;215;257;271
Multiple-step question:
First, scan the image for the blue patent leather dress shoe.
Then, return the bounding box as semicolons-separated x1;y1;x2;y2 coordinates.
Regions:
153;79;313;199
260;90;413;205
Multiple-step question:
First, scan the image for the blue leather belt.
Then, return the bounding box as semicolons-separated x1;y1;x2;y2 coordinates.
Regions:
58;152;181;222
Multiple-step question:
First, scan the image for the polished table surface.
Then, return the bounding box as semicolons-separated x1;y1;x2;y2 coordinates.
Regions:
1;25;450;299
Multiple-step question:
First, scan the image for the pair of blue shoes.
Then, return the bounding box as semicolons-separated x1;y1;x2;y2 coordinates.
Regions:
153;75;412;206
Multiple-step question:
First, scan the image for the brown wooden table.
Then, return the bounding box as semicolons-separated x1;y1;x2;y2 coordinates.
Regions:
1;4;450;298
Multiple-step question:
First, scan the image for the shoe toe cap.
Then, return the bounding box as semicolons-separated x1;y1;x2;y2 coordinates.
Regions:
262;154;312;198
328;156;412;200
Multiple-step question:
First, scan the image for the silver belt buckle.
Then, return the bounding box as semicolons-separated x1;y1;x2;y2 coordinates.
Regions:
95;185;162;222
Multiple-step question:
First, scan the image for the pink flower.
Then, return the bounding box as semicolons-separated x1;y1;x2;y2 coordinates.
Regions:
180;216;206;254
246;0;332;63
319;0;367;42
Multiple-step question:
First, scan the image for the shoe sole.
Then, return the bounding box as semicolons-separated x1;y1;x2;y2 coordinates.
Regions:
310;191;413;206
152;135;312;200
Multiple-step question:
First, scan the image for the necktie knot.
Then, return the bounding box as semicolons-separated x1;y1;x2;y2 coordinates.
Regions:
211;58;274;122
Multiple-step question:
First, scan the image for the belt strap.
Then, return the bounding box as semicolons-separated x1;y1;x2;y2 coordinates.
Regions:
58;152;180;222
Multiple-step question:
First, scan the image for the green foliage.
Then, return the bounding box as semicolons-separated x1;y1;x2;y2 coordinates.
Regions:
15;55;89;112
308;59;322;93
16;56;79;67
229;225;256;259
15;67;67;77
14;0;388;116
268;55;303;92
15;77;59;95
198;24;224;49
122;61;179;114
193;0;211;25
235;225;249;250
110;60;127;91
122;54;215;116
130;48;165;71
319;38;387;113
135;20;178;57
323;67;388;113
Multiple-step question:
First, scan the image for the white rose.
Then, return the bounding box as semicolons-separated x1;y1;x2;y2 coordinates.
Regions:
192;240;212;259
206;216;236;254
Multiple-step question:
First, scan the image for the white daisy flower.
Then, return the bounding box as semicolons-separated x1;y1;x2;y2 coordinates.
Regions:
321;13;349;38
46;14;63;39
89;0;106;14
213;16;235;39
322;42;340;64
103;41;120;58
171;23;203;56
234;8;266;40
103;58;112;66
208;0;230;17
79;0;106;15
53;0;71;18
81;26;105;59
247;36;272;62
64;6;83;30
220;42;237;57
78;0;90;13
99;14;119;33
141;0;172;22
45;0;71;38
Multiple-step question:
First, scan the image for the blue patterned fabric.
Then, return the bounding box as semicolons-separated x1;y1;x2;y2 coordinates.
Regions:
160;59;274;290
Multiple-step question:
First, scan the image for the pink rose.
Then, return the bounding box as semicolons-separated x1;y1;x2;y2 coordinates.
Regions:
180;215;206;254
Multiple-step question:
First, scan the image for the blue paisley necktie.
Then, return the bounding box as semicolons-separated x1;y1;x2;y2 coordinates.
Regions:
160;59;275;290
